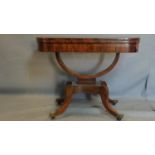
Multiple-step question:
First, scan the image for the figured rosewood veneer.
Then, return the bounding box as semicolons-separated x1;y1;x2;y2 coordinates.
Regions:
37;38;139;53
37;37;140;120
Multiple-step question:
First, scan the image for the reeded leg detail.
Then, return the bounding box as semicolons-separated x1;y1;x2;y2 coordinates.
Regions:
100;81;124;120
50;82;74;119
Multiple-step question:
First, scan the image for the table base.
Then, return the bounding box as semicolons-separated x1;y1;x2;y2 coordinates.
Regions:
50;79;124;120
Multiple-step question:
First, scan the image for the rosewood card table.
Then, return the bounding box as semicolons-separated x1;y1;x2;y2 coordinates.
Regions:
37;37;140;120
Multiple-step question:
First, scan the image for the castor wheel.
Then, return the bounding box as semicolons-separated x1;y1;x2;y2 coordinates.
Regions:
116;114;124;121
50;113;56;120
51;116;56;120
56;98;64;106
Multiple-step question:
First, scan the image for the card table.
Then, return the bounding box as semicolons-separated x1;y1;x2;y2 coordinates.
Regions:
37;37;140;120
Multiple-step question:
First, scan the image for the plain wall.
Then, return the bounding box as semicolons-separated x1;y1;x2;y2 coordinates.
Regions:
0;34;154;99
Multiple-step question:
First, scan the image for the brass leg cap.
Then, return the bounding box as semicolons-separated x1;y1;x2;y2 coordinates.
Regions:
50;113;56;120
116;114;124;121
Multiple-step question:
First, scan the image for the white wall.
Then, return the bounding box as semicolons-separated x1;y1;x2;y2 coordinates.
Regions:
0;34;154;99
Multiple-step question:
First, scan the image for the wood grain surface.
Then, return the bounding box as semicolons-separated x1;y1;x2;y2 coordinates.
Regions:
37;37;140;53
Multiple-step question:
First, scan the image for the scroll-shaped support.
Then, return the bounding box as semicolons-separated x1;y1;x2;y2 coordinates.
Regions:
55;52;120;80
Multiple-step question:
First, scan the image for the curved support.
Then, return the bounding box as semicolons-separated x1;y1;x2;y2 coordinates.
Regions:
50;82;74;119
55;52;120;80
100;81;124;120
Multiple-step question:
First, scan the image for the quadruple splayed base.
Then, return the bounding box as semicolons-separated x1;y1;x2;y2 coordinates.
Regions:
50;79;124;121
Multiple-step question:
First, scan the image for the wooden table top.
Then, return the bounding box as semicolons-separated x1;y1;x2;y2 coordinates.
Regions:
37;37;140;53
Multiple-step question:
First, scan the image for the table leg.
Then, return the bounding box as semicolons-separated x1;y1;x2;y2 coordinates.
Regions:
50;82;74;119
100;81;124;120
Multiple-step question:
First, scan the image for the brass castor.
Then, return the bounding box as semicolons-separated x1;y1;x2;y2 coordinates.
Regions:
50;113;56;120
56;98;64;106
116;114;124;121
